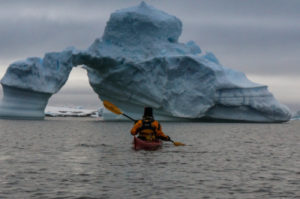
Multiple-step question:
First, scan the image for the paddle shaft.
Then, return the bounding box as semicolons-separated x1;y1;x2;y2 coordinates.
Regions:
122;113;136;122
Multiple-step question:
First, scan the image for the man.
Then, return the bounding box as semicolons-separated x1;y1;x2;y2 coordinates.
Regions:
131;107;171;142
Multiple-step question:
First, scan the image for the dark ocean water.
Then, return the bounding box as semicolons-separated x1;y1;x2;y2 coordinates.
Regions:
0;118;299;199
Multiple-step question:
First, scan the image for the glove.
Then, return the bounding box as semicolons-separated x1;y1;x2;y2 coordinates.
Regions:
166;136;171;141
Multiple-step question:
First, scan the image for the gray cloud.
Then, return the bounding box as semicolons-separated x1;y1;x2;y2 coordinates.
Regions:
0;18;104;59
183;23;300;75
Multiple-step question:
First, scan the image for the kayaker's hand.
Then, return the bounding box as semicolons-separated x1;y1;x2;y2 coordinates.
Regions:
166;136;171;141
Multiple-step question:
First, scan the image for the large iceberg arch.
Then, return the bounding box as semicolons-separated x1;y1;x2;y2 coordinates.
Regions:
0;2;291;122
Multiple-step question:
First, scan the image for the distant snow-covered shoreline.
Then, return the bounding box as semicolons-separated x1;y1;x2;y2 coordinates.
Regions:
45;106;101;117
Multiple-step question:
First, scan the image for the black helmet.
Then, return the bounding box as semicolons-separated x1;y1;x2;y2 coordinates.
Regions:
143;107;153;119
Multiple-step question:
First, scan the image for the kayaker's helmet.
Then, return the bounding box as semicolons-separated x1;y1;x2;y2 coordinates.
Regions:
143;107;153;120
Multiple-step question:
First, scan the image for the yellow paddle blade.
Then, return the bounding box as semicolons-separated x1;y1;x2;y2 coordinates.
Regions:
173;141;185;146
103;100;123;115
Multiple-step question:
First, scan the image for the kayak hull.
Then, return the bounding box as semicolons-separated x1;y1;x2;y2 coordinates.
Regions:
133;136;162;150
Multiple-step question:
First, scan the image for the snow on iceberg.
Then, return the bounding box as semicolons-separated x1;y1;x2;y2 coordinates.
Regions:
0;2;292;122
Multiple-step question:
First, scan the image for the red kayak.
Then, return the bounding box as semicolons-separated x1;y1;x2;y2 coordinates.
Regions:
133;136;162;150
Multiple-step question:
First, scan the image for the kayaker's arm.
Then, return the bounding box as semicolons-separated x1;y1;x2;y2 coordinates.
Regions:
130;120;142;135
158;135;171;141
154;121;171;141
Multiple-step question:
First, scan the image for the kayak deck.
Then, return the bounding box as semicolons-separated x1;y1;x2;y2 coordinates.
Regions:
133;136;162;150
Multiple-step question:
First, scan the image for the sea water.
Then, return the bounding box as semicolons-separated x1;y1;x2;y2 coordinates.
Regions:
0;118;299;199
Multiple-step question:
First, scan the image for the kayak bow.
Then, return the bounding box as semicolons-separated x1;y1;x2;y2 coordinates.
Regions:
133;136;162;150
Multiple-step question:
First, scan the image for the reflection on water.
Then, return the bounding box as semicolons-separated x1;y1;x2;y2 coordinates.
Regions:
0;118;299;198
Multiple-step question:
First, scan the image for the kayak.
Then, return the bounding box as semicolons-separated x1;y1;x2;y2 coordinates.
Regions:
133;136;162;150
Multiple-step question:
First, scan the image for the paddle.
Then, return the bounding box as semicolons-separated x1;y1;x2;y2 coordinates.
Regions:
170;139;185;146
103;100;185;146
103;100;136;122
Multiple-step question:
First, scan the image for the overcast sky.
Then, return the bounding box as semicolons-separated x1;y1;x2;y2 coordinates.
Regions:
0;0;299;109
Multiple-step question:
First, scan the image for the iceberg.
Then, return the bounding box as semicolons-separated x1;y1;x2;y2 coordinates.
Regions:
0;2;291;122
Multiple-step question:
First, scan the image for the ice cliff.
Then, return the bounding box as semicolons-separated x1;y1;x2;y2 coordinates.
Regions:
0;2;291;122
0;49;74;119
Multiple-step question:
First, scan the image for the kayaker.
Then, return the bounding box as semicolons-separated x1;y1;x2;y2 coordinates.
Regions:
131;107;171;142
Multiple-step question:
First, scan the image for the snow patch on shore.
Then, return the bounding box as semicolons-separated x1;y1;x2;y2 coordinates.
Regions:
45;106;99;117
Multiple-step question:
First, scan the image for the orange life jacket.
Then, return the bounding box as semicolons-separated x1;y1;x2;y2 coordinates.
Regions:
138;119;157;141
131;119;167;141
